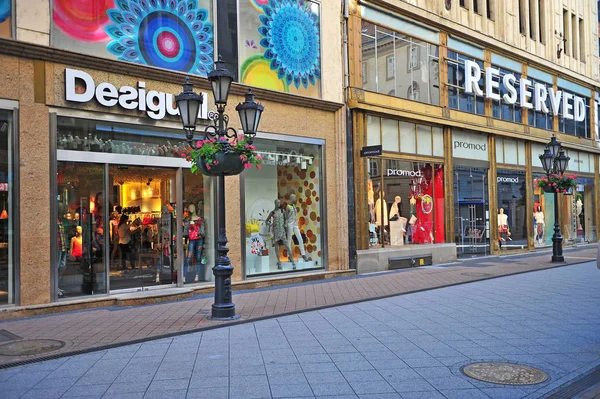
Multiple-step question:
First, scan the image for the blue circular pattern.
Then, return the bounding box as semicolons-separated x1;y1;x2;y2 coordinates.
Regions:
258;0;320;89
105;0;213;76
0;0;11;24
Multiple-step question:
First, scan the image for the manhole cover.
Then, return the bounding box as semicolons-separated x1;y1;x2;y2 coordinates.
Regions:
461;272;493;277
462;362;549;385
0;339;66;356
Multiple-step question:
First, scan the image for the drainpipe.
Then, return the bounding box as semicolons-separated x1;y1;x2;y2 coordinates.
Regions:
342;0;357;270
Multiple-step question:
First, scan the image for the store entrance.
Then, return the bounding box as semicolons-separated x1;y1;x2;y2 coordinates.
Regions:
454;167;490;258
108;165;177;291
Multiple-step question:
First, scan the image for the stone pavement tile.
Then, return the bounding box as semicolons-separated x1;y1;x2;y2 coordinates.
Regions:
229;383;272;399
147;378;190;392
386;378;436;393
188;375;228;389
296;354;333;364
403;356;445;368
425;376;476;390
309;382;355;396
270;383;314;398
300;362;339;373
268;373;308;385
436;356;470;367
439;388;492;399
102;392;145;399
62;383;110;399
230;374;269;386
304;371;346;384
266;363;304;376
368;358;410;370
348;380;396;394
342;370;385;382
32;375;79;389
398;391;446;399
358;394;402;399
76;370;121;386
414;366;454;379
20;386;70;399
186;387;229;399
143;389;187;399
335;360;375;371
381;368;422;382
314;396;358;399
230;363;267;375
360;351;400;361
480;387;527;399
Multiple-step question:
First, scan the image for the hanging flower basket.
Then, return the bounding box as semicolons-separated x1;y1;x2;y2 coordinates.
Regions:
183;135;263;177
535;173;577;194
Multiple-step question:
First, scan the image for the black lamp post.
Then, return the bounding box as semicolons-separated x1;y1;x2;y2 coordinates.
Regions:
175;56;264;320
539;135;570;263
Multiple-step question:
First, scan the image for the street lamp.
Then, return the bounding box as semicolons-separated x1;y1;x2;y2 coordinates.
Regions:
539;135;570;262
176;56;264;320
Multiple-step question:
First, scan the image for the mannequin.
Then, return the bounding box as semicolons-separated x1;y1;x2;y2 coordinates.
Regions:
389;196;402;221
375;191;388;227
534;206;545;244
367;180;375;223
265;199;295;269
576;197;583;231
497;208;510;247
285;194;308;262
57;203;68;296
70;226;83;260
186;204;205;282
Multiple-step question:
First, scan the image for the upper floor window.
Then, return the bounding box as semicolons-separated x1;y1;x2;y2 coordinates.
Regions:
52;0;215;77
558;89;590;138
527;78;553;131
447;51;485;115
361;20;440;106
0;0;12;38
491;66;522;123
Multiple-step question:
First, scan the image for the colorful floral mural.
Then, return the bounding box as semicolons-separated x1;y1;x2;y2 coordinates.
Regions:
0;0;12;38
239;0;321;97
52;0;213;77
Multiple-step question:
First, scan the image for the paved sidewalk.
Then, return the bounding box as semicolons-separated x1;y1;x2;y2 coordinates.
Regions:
0;246;596;367
1;260;599;399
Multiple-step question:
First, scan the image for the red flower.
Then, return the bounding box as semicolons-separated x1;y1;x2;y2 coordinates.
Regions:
256;164;262;170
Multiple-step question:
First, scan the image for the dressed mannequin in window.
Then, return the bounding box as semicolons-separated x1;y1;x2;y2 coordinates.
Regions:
389;196;407;246
70;225;83;261
265;199;295;270
497;208;511;248
375;191;389;244
576;197;583;232
367;179;375;224
186;204;205;282
534;206;545;244
285;194;308;262
57;202;68;296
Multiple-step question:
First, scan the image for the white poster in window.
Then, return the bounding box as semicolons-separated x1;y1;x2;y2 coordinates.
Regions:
452;129;488;161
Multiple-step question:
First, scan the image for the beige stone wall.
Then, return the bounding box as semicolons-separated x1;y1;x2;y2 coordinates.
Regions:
15;0;50;46
363;0;599;82
0;57;346;305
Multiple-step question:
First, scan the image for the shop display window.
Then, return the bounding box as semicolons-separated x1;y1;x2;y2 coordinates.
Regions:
532;173;555;247
497;170;527;251
56;162;107;297
0;0;12;38
57;117;192;158
0;109;14;305
51;0;214;77
243;138;324;276
447;51;485;115
454;167;490;257
560;177;596;244
361;21;440;105
367;159;445;248
491;66;522;123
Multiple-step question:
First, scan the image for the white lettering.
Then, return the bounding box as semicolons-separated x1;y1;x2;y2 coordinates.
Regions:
485;67;501;101
502;74;518;104
453;141;487;151
95;82;118;107
387;169;423;177
118;86;138;110
563;92;574;120
65;69;95;103
548;88;563;115
497;176;519;183
574;97;585;122
464;60;484;96
533;83;549;113
519;78;533;109
146;90;166;120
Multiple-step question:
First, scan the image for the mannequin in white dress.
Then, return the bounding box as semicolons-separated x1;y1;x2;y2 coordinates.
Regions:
389;196;406;245
534;206;545;244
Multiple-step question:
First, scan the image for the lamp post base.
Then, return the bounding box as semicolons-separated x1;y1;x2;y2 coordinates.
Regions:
211;264;238;320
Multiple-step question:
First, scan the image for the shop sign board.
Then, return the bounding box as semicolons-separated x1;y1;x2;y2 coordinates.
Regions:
360;145;382;157
497;176;519;183
387;169;422;177
452;130;488;161
64;68;208;121
464;60;587;122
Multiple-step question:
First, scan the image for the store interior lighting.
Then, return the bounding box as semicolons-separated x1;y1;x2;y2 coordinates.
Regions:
256;150;313;169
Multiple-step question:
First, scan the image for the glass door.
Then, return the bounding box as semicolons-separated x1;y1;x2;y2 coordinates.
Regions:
454;167;490;258
108;166;178;291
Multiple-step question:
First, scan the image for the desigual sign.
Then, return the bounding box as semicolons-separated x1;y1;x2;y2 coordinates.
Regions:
387;169;422;177
497;176;519;183
65;68;208;121
464;60;587;122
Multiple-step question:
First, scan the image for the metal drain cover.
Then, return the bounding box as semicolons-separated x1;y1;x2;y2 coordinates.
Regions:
462;362;549;385
0;339;66;356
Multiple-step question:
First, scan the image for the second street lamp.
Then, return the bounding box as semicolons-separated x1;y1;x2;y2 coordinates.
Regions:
176;57;264;320
539;135;570;263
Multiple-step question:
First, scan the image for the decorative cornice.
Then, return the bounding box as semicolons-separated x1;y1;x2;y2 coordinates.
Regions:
0;38;344;113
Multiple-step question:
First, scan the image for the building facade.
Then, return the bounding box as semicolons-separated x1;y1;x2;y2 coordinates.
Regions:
347;0;600;272
0;0;348;307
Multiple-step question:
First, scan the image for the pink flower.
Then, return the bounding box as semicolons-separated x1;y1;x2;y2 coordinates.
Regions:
209;137;216;143
213;160;219;165
244;162;252;169
206;163;212;170
219;137;227;141
196;141;202;148
180;153;187;158
556;188;559;193
256;164;262;170
256;155;263;160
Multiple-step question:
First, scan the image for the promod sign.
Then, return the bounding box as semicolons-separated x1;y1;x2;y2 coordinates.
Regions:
464;60;586;122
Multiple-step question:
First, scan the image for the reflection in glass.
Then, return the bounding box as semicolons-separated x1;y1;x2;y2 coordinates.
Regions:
454;167;489;258
56;162;106;297
0;110;14;304
497;170;527;251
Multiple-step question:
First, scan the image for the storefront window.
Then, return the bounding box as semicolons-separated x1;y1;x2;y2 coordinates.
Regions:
52;0;214;77
454;167;490;257
361;21;440;105
491;66;522;123
0;109;15;305
527;78;553;130
366;115;444;157
243;138;324;276
560;177;596;244
0;0;12;38
447;51;485;115
532;173;555;247
182;169;214;283
56;162;106;297
367;159;445;247
558;89;590;138
497;170;527;251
